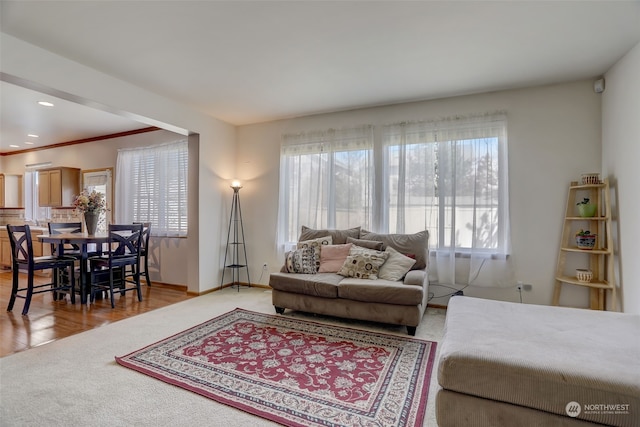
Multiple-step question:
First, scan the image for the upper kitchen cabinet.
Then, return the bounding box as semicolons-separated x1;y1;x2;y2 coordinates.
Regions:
0;174;23;208
38;167;81;207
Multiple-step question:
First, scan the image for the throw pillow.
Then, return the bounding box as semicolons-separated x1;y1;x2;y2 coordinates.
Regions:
318;243;353;273
284;246;317;274
346;237;384;250
337;246;389;280
298;236;333;271
360;229;429;270
378;246;417;281
299;226;360;244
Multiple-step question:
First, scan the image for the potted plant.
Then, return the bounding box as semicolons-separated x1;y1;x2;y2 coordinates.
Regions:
575;229;597;250
576;198;597;217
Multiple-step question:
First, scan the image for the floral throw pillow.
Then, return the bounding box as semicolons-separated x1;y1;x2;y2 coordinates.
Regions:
284;246;317;274
297;236;333;271
337;246;389;280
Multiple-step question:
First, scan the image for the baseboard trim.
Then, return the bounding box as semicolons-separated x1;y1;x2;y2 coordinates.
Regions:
427;303;448;310
188;282;271;296
152;282;188;293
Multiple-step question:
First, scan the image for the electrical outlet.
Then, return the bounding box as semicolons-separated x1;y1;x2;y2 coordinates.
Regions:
262;262;268;268
516;281;523;291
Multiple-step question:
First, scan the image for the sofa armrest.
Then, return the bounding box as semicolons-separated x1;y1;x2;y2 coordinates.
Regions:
404;269;427;287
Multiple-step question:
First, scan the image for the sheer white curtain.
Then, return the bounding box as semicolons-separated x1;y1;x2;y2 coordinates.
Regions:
277;126;374;253
382;112;512;287
116;140;188;237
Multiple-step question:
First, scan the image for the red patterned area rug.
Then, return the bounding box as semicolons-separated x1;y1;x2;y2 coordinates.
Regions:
116;308;437;427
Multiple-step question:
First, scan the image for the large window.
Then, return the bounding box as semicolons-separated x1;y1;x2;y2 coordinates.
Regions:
382;113;509;255
277;126;374;247
277;113;511;287
115;139;188;237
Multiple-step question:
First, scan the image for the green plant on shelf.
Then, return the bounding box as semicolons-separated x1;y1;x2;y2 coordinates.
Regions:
576;198;597;217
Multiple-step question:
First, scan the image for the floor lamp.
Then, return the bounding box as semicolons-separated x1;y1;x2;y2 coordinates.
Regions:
221;181;250;290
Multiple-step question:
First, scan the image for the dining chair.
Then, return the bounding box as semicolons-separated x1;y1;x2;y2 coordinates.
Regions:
88;223;143;308
134;222;151;286
6;224;77;315
47;221;103;302
48;222;83;258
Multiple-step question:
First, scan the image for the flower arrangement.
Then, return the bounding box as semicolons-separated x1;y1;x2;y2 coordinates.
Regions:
73;190;107;214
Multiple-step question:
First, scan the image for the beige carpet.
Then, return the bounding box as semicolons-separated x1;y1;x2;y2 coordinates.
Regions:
0;288;446;426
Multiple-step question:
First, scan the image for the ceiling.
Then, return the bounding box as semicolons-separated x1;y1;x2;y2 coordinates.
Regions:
1;1;640;154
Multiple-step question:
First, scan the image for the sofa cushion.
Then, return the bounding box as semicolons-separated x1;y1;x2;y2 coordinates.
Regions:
337;246;389;280
318;243;352;273
299;226;361;244
346;237;384;250
284;247;317;274
298;236;333;271
378;246;417;281
360;229;429;270
338;278;424;305
269;272;341;298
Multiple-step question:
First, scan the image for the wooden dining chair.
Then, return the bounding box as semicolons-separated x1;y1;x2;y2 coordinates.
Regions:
6;224;77;315
134;222;151;286
88;223;143;308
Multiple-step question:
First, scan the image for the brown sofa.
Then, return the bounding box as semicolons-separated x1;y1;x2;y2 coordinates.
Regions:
269;227;430;335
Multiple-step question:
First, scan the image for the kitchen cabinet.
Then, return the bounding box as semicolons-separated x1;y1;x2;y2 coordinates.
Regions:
0;230;10;268
0;174;23;208
38;167;80;207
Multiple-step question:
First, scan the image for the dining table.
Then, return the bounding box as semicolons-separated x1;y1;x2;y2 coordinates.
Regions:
38;232;111;304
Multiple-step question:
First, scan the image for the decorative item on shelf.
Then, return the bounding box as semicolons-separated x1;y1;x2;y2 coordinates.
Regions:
581;173;601;185
576;269;593;283
576;198;597;217
575;229;597;250
72;189;107;235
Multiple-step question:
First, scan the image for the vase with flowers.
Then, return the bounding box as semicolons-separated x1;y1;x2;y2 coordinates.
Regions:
73;190;107;235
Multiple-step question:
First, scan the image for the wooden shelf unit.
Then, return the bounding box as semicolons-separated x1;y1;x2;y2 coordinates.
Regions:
552;178;616;310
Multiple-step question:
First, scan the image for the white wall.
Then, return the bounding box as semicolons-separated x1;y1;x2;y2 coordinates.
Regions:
602;41;640;314
237;80;603;307
1;33;236;294
2;129;190;286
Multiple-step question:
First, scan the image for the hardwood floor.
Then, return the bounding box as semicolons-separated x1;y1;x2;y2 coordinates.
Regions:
0;270;194;357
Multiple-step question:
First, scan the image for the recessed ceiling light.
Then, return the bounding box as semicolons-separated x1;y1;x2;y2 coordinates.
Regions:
9;144;19;148
27;134;39;138
25;141;34;145
38;101;54;107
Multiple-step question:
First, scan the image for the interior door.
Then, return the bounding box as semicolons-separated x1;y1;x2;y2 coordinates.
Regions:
82;168;113;232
